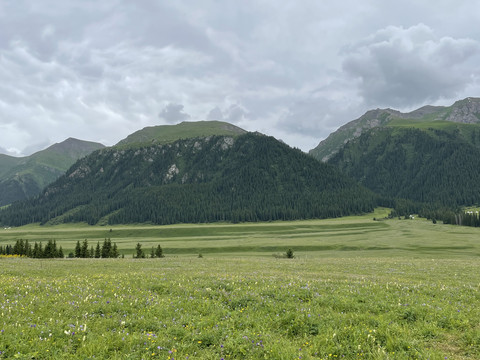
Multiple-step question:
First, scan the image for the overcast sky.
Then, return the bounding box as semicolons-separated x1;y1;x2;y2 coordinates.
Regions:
1;0;480;155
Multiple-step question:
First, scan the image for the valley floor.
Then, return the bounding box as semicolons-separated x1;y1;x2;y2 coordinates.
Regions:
1;210;479;359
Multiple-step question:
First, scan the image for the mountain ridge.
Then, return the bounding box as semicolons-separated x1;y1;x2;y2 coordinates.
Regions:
116;120;247;148
0;121;248;207
0;138;105;206
309;97;480;161
0;132;377;226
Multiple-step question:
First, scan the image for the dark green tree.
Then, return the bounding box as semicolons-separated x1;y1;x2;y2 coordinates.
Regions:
25;240;32;257
101;238;112;258
80;239;89;258
135;243;144;259
33;242;40;258
155;245;164;258
94;242;101;258
111;243;119;258
74;240;81;258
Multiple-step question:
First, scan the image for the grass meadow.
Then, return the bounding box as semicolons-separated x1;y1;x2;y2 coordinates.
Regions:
1;208;480;359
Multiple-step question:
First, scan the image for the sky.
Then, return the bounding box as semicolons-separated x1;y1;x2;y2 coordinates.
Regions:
1;1;480;156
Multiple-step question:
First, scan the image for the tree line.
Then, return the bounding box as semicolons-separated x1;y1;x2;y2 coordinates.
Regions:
0;238;166;259
0;239;64;258
72;238;119;258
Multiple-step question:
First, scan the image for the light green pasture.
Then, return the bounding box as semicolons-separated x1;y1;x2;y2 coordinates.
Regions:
1;255;479;359
1;209;480;359
0;208;479;258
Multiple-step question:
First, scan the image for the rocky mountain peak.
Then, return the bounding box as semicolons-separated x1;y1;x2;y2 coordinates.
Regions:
446;97;480;123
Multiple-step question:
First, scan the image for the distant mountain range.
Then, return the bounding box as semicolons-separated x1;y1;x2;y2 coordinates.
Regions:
2;99;480;226
0;121;244;207
0;138;104;206
309;97;480;162
0;129;375;226
312;97;480;215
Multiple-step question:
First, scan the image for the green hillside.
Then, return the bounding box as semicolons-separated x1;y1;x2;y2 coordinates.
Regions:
0;154;22;178
327;125;480;208
0;133;377;226
0;138;104;206
310;97;480;161
116;120;247;148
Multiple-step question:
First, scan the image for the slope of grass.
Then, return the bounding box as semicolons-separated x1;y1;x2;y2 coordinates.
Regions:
116;121;246;149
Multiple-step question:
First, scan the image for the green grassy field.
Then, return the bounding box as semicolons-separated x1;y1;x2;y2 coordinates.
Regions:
1;209;480;359
2;208;480;258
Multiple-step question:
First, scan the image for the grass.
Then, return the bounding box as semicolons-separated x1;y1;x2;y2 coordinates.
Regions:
1;208;480;258
116;120;245;149
1;209;480;359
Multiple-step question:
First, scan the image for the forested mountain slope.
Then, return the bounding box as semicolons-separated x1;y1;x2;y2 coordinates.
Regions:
327;125;480;207
0;133;377;226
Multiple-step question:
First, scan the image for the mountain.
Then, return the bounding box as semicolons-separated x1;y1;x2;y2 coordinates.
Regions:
0;131;377;226
310;97;480;162
0;138;105;206
116;120;247;147
327;124;480;210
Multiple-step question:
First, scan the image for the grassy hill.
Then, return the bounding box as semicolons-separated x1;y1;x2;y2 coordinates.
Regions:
116;120;247;148
0;138;104;206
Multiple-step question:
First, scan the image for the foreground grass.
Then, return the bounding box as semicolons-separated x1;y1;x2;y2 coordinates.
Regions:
1;211;480;359
0;256;479;359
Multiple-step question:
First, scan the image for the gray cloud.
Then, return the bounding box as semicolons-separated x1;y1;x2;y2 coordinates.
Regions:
206;107;224;121
159;103;191;124
0;1;479;155
342;24;480;108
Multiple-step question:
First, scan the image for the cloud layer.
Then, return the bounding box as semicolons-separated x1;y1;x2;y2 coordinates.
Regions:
342;24;480;108
0;1;479;155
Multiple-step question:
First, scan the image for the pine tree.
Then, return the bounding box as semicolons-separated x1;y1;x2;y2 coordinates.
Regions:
25;240;32;257
43;239;54;258
101;238;112;258
155;245;164;258
135;243;144;259
94;242;101;258
112;243;119;258
150;246;155;258
38;242;44;258
58;246;64;258
33;242;40;258
81;239;89;258
74;240;81;258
